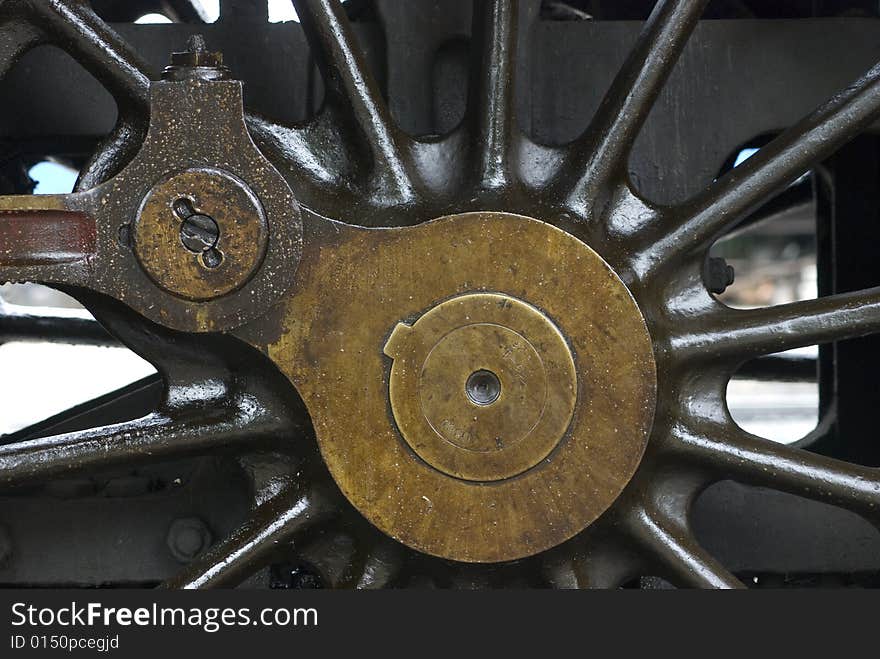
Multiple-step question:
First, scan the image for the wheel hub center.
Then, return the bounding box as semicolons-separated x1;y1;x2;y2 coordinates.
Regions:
267;211;658;563
383;293;577;482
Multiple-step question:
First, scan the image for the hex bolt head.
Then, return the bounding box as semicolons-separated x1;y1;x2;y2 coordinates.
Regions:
167;517;212;563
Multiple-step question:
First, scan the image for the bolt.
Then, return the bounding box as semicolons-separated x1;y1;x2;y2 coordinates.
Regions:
703;256;736;295
164;34;229;80
180;214;220;253
166;517;212;563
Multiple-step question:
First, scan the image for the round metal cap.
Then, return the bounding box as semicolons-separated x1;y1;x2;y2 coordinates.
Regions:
384;293;577;482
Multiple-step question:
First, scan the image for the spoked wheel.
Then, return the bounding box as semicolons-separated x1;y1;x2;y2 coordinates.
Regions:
1;0;880;589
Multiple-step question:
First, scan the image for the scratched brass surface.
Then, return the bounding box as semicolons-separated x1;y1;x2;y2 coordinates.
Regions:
133;167;268;301
254;211;657;563
384;292;577;482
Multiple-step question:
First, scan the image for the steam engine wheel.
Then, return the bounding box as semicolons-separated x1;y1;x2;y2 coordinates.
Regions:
2;0;880;588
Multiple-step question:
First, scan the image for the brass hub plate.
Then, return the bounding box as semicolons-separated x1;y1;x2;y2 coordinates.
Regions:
257;211;657;563
384;293;577;482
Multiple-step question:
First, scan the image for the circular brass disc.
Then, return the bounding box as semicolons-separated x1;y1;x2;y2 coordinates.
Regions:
266;212;657;563
133;167;268;301
384;293;577;482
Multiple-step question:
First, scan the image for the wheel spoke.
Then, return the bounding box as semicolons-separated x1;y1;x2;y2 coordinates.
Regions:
623;506;745;589
0;16;42;78
355;538;404;589
23;0;151;112
669;419;880;521
245;115;337;190
162;483;336;589
542;555;588;589
672;287;880;362
470;0;520;189
560;0;708;213
292;0;417;202
0;402;285;489
641;59;880;273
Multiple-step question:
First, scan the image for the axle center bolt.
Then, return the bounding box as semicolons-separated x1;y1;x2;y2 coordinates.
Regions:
465;369;501;406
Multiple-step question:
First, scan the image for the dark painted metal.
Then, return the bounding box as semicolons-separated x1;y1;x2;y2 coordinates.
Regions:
1;0;880;588
634;57;880;280
0;457;252;586
6;15;880;212
557;0;709;219
623;505;744;589
19;0;151;190
693;481;880;575
469;0;520;191
162;483;336;589
0;404;280;489
0;300;114;346
670;288;880;363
